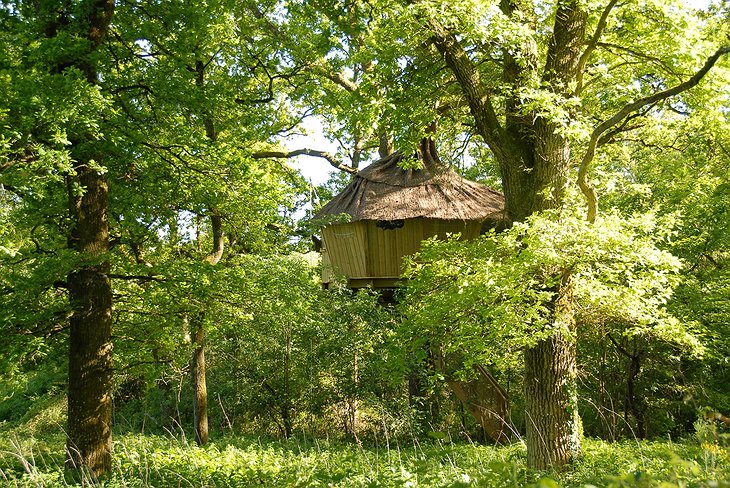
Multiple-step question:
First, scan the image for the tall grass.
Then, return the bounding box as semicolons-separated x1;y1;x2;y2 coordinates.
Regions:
1;393;728;487
1;428;729;487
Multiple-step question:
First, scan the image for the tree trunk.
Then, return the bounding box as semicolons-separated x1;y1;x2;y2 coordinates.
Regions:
525;330;579;468
427;0;586;469
625;351;646;439
347;345;359;439
523;273;580;470
186;57;224;445
609;335;647;439
433;345;511;444
65;165;113;477
204;208;224;264
38;0;115;478
282;326;293;438
190;316;209;445
378;131;394;158
524;333;580;469
189;207;224;445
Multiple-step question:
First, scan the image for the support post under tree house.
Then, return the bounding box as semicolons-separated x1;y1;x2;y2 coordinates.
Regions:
314;139;512;443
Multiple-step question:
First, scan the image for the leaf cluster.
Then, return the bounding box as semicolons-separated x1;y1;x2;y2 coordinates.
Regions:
401;205;700;375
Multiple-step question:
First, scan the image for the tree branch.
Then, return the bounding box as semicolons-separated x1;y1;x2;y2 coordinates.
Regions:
607;333;631;358
578;44;730;222
597;42;681;76
253;149;358;175
204;208;224;265
245;1;284;39
427;16;504;154
319;67;359;92
576;0;620;94
107;274;166;282
596;104;655;146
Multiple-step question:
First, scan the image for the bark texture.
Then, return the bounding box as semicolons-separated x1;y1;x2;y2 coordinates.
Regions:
66;165;113;477
523;274;580;469
58;0;115;478
524;332;580;468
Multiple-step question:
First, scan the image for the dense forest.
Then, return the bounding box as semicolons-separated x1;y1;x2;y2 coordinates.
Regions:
1;0;729;486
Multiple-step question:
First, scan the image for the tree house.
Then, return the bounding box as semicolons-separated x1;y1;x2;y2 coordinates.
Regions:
314;140;512;443
315;140;504;289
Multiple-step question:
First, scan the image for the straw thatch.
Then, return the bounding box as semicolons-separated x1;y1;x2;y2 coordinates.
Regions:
314;148;504;222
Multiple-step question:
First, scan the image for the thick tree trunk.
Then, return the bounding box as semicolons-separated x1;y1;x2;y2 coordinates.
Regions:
428;1;586;469
523;273;580;469
519;3;586;469
524;332;580;469
518;125;582;467
190;317;209;445
39;0;115;478
66;166;113;477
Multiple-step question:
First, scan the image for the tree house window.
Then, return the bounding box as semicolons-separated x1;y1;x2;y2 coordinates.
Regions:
376;219;405;230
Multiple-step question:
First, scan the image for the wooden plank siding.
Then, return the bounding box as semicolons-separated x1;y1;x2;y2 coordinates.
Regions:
322;218;484;288
366;220;400;278
322;222;368;279
321;247;333;284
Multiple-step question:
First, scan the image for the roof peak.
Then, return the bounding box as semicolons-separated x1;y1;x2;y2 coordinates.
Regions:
315;140;505;222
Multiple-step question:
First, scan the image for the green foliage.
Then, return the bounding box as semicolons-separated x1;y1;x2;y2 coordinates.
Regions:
401;206;699;376
1;423;729;488
586;62;730;435
0;0;310;434
1;0;729;477
110;253;403;439
0;359;65;426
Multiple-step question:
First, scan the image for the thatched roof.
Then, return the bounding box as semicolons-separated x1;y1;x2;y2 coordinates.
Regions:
315;146;505;222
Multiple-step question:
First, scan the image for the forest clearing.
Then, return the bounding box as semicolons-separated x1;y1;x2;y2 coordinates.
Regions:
1;0;729;486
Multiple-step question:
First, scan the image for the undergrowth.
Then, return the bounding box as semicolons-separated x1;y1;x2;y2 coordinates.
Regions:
1;393;728;487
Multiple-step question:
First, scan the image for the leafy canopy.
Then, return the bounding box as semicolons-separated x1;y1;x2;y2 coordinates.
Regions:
402;203;703;373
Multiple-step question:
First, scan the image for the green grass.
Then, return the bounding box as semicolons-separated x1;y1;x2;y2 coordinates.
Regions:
1;396;728;487
1;432;729;487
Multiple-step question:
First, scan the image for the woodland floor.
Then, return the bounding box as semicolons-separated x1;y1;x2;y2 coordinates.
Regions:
1;394;729;487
